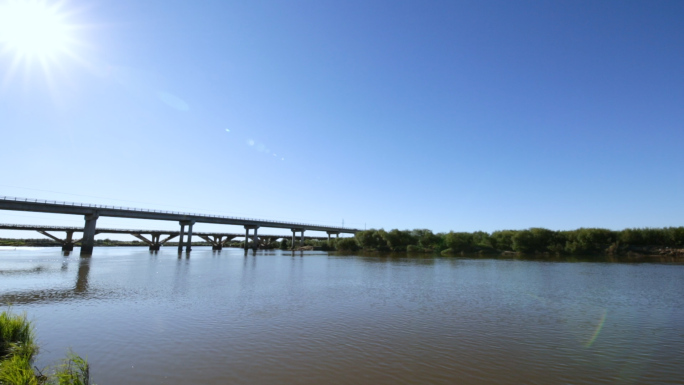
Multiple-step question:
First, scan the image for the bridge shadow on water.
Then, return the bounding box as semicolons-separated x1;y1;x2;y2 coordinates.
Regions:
0;251;92;305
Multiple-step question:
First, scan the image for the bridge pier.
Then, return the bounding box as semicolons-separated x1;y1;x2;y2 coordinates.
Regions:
185;221;195;252
37;230;79;251
290;228;305;249
80;213;99;256
326;231;340;242
197;235;237;250
212;236;223;250
252;227;259;251
150;234;161;251
177;221;195;252
244;225;259;251
131;233;171;251
64;231;75;251
178;223;186;253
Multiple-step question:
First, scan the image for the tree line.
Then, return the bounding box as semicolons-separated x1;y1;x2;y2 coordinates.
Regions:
331;227;684;255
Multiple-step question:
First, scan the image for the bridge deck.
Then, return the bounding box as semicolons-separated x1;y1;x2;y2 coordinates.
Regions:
0;224;329;240
0;196;359;233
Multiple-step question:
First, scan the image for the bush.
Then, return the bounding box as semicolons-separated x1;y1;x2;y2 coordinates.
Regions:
564;228;615;254
354;230;389;251
384;230;417;252
336;237;359;251
490;231;515;251
444;232;473;252
512;228;558;253
406;244;422;253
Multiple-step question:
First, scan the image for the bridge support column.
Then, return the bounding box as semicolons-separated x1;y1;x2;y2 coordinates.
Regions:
178;223;186;253
184;221;195;252
213;236;223;251
326;231;340;245
80;213;99;256
198;235;235;250
150;234;162;251
253;227;260;251
244;225;259;251
38;230;79;251
300;230;305;247
63;231;75;251
291;229;296;249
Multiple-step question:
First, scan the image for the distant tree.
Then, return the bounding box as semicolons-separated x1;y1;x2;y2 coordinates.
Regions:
666;227;684;247
355;229;389;251
565;228;615;254
384;229;417;251
491;230;516;251
336;237;360;251
472;231;493;249
512;228;555;253
444;232;473;252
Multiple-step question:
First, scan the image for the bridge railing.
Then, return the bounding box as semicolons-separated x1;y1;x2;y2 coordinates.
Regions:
0;196;358;232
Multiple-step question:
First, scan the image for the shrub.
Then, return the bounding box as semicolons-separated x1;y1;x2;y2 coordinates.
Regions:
406;245;422;253
355;230;388;251
490;230;516;251
336;237;359;251
444;232;473;252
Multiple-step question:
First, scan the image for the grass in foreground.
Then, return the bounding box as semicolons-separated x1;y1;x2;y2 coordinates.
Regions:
0;309;92;385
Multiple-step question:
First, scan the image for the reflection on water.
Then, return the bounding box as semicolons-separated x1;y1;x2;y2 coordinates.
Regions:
1;247;683;385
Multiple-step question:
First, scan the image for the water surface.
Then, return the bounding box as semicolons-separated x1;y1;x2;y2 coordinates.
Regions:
1;247;683;384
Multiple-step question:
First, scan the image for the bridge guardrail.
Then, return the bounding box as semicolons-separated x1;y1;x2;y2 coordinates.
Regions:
0;196;358;232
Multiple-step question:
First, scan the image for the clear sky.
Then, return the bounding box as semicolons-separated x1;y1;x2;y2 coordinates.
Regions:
1;0;683;239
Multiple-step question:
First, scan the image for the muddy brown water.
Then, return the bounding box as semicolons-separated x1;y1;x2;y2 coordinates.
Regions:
1;247;683;384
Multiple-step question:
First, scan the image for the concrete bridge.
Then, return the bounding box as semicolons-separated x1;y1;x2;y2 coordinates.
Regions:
0;224;331;251
0;196;359;255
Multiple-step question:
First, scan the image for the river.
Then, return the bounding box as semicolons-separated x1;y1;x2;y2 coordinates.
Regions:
1;247;683;384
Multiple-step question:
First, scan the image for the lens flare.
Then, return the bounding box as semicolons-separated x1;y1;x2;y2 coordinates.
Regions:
585;309;607;348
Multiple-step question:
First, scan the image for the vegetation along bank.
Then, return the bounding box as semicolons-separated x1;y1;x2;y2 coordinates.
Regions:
333;227;684;259
0;309;92;384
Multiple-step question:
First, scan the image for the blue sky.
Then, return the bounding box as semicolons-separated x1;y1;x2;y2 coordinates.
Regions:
1;0;683;239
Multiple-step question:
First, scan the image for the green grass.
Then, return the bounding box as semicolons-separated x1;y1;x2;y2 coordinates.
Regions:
0;309;38;385
0;309;92;385
0;310;35;359
51;352;90;385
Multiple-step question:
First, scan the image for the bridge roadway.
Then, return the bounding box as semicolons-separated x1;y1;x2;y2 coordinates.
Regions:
0;196;359;255
0;224;330;251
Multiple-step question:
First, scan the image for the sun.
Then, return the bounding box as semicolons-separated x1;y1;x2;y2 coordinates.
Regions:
0;0;73;59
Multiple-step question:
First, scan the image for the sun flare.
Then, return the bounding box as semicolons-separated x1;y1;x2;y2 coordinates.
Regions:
0;0;72;59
